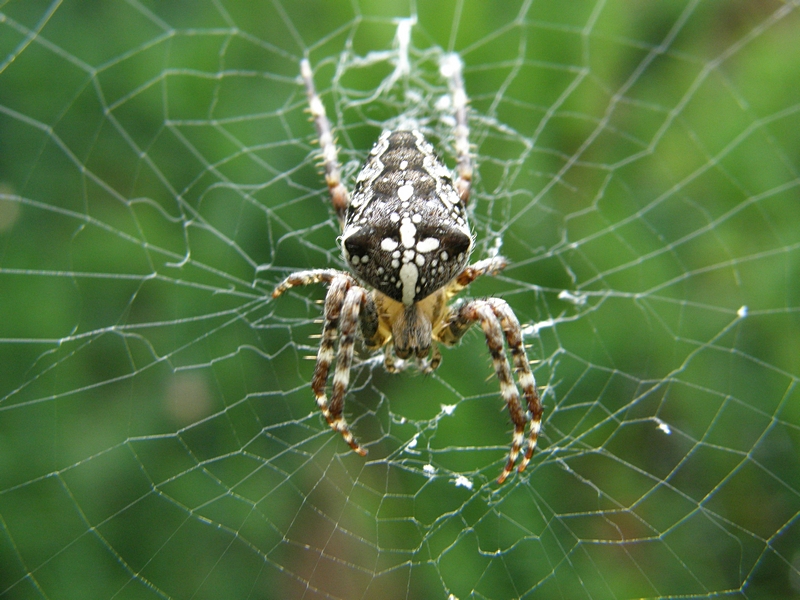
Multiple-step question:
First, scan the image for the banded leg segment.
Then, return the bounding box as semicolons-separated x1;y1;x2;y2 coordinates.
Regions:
311;276;349;440
272;268;356;299
485;298;542;478
453;256;508;291
437;255;509;304
272;268;368;455
441;53;472;205
441;298;541;483
326;286;369;455
300;59;350;227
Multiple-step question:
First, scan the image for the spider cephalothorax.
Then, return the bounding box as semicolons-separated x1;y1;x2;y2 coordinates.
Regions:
273;56;542;483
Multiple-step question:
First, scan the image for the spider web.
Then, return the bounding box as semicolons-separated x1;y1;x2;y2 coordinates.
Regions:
1;1;799;598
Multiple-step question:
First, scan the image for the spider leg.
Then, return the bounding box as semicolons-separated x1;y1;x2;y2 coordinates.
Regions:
272;268;356;298
272;269;368;455
441;298;541;484
454;256;509;290
441;53;472;205
485;298;542;479
326;286;369;455
300;58;349;227
437;255;509;304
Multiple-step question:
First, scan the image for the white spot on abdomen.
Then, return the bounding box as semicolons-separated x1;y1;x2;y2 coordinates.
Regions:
399;262;419;304
399;217;417;248
397;183;414;202
416;237;440;253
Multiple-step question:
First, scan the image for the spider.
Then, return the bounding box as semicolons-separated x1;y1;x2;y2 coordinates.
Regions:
273;55;542;483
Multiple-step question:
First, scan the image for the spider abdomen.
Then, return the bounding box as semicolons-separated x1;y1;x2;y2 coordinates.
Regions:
342;130;473;305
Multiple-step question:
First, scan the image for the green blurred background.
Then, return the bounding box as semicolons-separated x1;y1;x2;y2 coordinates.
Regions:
1;1;799;598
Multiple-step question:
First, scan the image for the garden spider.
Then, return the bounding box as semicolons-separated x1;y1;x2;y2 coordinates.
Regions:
273;55;542;483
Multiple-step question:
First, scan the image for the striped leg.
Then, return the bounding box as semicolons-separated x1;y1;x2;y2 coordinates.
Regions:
326;286;368;455
441;53;472;205
485;298;542;479
300;58;349;227
272;268;355;299
452;255;508;293
442;298;541;484
272;269;368;455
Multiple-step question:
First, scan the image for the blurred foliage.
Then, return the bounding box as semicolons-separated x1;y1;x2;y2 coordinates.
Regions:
1;0;799;599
